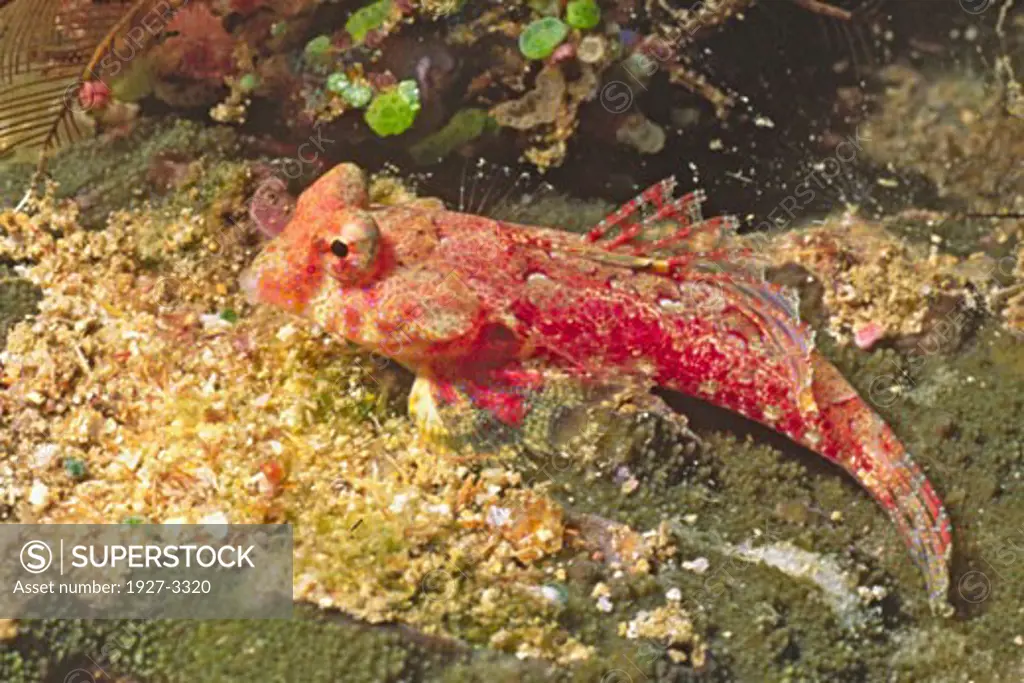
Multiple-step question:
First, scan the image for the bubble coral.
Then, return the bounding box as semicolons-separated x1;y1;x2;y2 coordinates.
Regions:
518;17;569;61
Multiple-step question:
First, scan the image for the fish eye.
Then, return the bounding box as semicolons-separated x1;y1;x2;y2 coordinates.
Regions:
330;240;349;258
324;212;381;284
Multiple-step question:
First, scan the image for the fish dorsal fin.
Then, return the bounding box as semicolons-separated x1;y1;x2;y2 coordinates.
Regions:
585;178;739;259
581;179;818;413
582;179;805;335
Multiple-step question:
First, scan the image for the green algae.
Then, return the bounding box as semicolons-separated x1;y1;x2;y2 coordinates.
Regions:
365;82;421;137
304;35;334;61
346;0;393;44
518;18;569;61
0;265;40;348
410;109;496;165
1;610;481;682
238;73;260;94
326;72;350;94
565;0;601;30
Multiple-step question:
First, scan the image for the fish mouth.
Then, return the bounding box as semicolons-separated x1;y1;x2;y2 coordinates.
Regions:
237;254;314;317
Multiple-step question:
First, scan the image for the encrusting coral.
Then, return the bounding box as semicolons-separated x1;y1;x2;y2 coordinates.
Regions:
761;215;980;351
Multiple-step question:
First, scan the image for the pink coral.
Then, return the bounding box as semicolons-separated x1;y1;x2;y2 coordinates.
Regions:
853;322;886;350
156;4;235;83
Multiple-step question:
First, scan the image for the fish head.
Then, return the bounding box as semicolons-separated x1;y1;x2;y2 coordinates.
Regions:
241;163;385;318
241;164;487;368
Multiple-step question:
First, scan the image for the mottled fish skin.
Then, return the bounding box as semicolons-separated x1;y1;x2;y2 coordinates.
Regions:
243;163;953;613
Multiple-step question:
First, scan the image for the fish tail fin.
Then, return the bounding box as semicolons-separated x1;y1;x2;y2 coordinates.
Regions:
808;354;953;614
847;434;953;613
883;451;953;613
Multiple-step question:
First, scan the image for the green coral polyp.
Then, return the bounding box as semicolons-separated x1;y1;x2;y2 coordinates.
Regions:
364;80;420;136
519;17;570;60
347;0;393;43
565;0;601;30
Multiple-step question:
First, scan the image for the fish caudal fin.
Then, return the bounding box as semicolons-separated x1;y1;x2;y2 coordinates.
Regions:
853;443;952;614
881;452;953;614
809;354;952;614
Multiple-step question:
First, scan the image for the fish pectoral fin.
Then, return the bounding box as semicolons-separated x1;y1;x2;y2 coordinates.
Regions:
407;370;530;454
410;370;704;472
408;373;462;442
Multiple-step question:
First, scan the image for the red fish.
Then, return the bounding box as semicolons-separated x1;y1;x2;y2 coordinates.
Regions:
242;163;953;612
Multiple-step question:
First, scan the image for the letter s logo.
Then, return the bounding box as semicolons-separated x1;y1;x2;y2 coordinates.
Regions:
21;541;53;574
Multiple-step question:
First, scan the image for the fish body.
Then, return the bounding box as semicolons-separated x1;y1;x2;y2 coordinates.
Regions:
243;163;952;612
